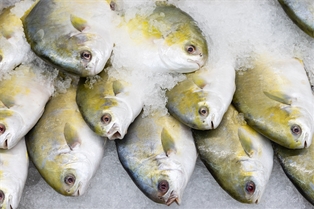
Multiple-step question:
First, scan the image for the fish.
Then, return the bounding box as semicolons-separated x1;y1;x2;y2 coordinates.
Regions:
278;0;314;38
0;4;31;74
0;138;29;209
233;57;314;149
76;68;144;140
112;3;208;73
166;64;235;130
274;138;314;205
22;0;116;77
116;111;197;205
193;105;274;204
0;63;54;149
26;86;106;196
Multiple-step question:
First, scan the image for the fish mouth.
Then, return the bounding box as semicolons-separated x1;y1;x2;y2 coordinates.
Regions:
106;123;123;140
165;191;181;206
0;133;12;149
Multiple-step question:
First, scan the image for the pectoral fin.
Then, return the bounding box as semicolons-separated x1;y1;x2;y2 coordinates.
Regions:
161;128;176;157
64;123;81;150
263;90;293;105
70;14;88;32
238;126;260;158
112;80;124;96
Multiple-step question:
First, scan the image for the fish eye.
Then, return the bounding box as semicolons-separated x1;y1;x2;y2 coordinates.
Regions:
291;125;302;136
186;45;196;54
199;106;209;117
0;190;5;203
101;113;112;125
64;174;76;186
0;124;6;135
158;180;169;195
245;181;255;194
80;50;92;62
110;1;116;11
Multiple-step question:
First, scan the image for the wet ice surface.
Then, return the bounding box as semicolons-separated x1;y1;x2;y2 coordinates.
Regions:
19;141;312;209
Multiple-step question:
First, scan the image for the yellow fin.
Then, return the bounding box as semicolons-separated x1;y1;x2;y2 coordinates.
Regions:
64;123;81;150
70;14;88;32
263;90;293;105
161;128;176;156
238;126;260;158
112;80;124;96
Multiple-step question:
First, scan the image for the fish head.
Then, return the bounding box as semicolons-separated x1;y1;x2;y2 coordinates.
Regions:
228;158;269;204
158;35;208;73
0;187;20;209
135;154;186;206
92;97;133;140
44;32;112;77
0;175;24;209
265;106;313;149
42;152;91;196
0;110;24;149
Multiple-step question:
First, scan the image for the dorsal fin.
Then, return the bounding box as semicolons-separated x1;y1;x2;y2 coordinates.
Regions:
161;128;176;157
70;14;88;32
64;123;81;150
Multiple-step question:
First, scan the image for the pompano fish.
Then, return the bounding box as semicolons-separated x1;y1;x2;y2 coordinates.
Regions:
274;139;314;205
116;111;197;205
0;64;54;149
23;0;116;77
0;5;30;74
26;86;106;196
166;64;235;130
278;0;314;38
0;138;28;209
76;68;144;140
233;57;314;149
113;3;208;73
193;105;274;204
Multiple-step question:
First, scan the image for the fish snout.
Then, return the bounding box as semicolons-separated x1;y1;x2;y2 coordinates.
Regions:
107;123;124;140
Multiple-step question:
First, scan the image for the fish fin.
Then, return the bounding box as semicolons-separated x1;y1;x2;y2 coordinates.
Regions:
0;100;9;109
191;75;208;89
70;14;88;32
238;126;259;158
34;29;44;41
112;80;124;96
263;90;293;105
161;128;176;157
64;123;81;150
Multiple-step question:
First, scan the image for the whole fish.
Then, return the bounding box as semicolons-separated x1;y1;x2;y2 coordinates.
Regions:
278;0;314;38
112;3;208;73
0;64;54;149
76;68;144;140
274;139;314;205
116;111;197;205
26;86;106;196
233;57;314;149
0;4;31;74
166;64;235;130
0;138;29;209
193;105;274;204
23;0;116;77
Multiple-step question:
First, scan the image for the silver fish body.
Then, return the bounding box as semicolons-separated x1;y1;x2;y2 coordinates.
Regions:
26;87;106;196
278;0;314;38
116;112;197;205
0;138;29;209
166;64;235;130
76;68;144;140
193;105;274;204
233;57;314;149
23;0;115;77
0;64;54;149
